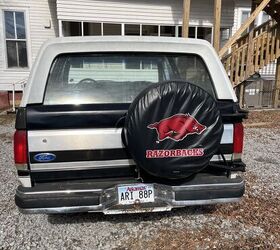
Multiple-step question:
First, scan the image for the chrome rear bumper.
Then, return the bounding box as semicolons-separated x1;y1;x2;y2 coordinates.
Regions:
16;175;245;214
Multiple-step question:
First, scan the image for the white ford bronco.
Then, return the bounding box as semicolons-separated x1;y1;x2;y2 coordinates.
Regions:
14;36;247;214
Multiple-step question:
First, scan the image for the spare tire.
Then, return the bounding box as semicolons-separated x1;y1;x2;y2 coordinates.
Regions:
123;80;224;179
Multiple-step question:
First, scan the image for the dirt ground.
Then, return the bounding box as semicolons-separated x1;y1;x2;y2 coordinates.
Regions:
0;110;279;249
244;109;280;128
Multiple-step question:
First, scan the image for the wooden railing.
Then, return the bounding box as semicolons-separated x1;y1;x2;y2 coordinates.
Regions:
222;20;280;87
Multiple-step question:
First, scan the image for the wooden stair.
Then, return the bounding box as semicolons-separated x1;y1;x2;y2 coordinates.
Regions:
221;19;280;88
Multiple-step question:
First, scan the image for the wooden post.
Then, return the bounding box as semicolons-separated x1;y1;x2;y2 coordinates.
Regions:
239;1;257;107
239;83;245;108
245;1;257;79
182;0;191;38
213;0;222;52
219;0;270;57
273;58;280;108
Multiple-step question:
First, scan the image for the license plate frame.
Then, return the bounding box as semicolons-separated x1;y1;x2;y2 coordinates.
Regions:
117;184;155;205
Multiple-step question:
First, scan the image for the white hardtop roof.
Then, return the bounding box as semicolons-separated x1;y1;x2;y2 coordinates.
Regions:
21;36;237;105
41;36;213;48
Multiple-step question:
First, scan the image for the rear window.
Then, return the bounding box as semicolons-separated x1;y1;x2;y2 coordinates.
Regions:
44;53;215;105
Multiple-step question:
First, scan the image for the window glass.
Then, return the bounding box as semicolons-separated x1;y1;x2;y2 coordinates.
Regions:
103;23;121;35
178;26;182;37
241;10;250;34
160;26;175;37
125;24;140;35
44;53;215;105
4;11;15;39
175;56;213;92
241;11;250;24
178;26;196;38
262;13;270;23
6;41;17;67
63;21;82;36
220;28;230;48
189;27;196;38
142;59;157;70
197;27;212;43
142;25;158;36
125;58;141;69
15;12;26;39
84;22;101;36
17;41;28;67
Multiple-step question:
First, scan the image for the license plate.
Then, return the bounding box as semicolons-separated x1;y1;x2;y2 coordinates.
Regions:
118;184;155;205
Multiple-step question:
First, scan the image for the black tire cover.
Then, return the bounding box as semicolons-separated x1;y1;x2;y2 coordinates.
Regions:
123;80;224;179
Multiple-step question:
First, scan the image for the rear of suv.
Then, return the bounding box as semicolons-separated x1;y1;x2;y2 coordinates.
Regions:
14;36;247;214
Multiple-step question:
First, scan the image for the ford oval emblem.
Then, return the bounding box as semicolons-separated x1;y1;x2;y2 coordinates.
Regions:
34;153;56;162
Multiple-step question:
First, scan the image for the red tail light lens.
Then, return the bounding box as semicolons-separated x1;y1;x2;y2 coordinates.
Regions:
233;123;244;154
14;130;27;164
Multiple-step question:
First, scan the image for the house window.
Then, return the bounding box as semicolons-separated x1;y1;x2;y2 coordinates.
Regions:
103;23;121;35
160;26;175;37
142;25;158;36
197;27;212;43
178;26;212;43
125;24;140;35
240;10;251;34
4;11;28;68
220;28;231;48
241;10;250;24
178;26;196;38
261;13;270;23
188;27;196;38
83;22;101;36
62;21;82;36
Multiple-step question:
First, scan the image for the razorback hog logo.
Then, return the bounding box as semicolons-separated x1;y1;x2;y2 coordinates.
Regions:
147;113;206;142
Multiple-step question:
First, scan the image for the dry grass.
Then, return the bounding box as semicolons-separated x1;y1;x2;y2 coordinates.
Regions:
0;114;15;126
244;110;280;128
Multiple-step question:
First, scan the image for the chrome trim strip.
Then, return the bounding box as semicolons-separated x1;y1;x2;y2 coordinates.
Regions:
172;181;244;191
30;159;135;171
221;124;233;144
17;188;103;195
29;155;232;172
28;125;233;152
28;128;124;152
171;198;240;206
18;177;32;188
17;181;243;196
19;198;240;214
19;205;102;214
210;154;232;161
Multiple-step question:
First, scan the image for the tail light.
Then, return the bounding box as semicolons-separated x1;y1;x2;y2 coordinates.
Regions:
233;123;244;159
14;130;28;166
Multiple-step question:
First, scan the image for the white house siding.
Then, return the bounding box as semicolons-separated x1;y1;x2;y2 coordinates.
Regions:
260;62;277;79
0;0;58;90
57;0;234;27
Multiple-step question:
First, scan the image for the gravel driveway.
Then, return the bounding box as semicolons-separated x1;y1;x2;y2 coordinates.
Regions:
0;114;279;250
